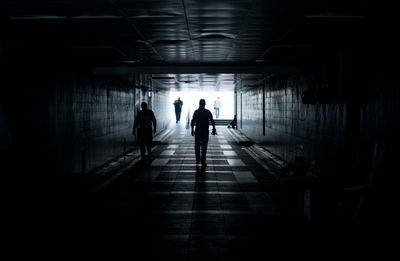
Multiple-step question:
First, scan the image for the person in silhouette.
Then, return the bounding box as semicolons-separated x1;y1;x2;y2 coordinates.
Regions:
133;102;157;159
228;115;237;129
213;97;221;118
173;97;183;123
191;99;216;166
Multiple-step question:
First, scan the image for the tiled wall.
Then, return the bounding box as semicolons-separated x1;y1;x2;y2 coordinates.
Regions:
237;65;400;177
151;89;171;133
2;70;170;175
241;87;263;138
49;73;136;174
239;75;347;174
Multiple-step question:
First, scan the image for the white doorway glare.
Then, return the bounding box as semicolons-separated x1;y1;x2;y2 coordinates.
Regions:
170;91;234;121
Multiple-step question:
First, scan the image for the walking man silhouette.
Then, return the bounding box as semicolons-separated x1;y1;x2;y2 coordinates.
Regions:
213;97;221;118
191;99;216;166
173;97;183;123
133;102;157;159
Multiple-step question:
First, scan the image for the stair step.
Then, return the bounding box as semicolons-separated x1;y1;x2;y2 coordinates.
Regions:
210;119;233;125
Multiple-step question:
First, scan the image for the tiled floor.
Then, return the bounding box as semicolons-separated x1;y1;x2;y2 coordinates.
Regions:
90;124;286;260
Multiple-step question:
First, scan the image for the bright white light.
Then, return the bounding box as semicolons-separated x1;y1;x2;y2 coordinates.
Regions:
170;91;234;120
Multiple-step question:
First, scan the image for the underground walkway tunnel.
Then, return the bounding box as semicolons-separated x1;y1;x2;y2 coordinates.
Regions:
1;0;398;254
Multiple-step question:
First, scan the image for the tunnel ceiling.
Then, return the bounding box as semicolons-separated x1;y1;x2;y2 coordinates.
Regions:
1;0;369;91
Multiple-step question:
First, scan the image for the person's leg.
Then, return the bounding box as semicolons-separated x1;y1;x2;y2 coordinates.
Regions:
177;111;181;121
175;110;179;122
146;128;153;156
216;108;219;118
138;129;146;157
200;133;209;165
194;134;201;163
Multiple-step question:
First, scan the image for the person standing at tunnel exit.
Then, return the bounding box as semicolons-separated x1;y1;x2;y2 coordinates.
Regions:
133;102;157;159
213;97;221;118
191;99;216;166
173;97;183;123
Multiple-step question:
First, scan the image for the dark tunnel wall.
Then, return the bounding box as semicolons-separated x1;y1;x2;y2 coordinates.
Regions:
48;72;136;175
0;18;169;175
240;73;347;174
237;46;400;179
0;44;169;177
0;62;167;176
1;69;170;176
0;20;171;176
151;88;171;133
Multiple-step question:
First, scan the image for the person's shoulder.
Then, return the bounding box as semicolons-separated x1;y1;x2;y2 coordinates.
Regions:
201;108;211;115
142;109;153;114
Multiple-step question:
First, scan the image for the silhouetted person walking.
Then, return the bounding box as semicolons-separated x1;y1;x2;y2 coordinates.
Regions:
191;99;216;166
228;115;237;129
213;97;221;118
173;97;183;123
133;102;157;159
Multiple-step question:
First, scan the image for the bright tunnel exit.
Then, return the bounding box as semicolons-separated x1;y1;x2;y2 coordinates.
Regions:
170;91;235;122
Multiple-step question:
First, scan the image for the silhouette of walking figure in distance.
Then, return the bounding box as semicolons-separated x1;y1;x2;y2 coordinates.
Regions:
173;97;183;123
213;97;221;118
228;115;237;129
133;102;157;159
191;99;216;166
